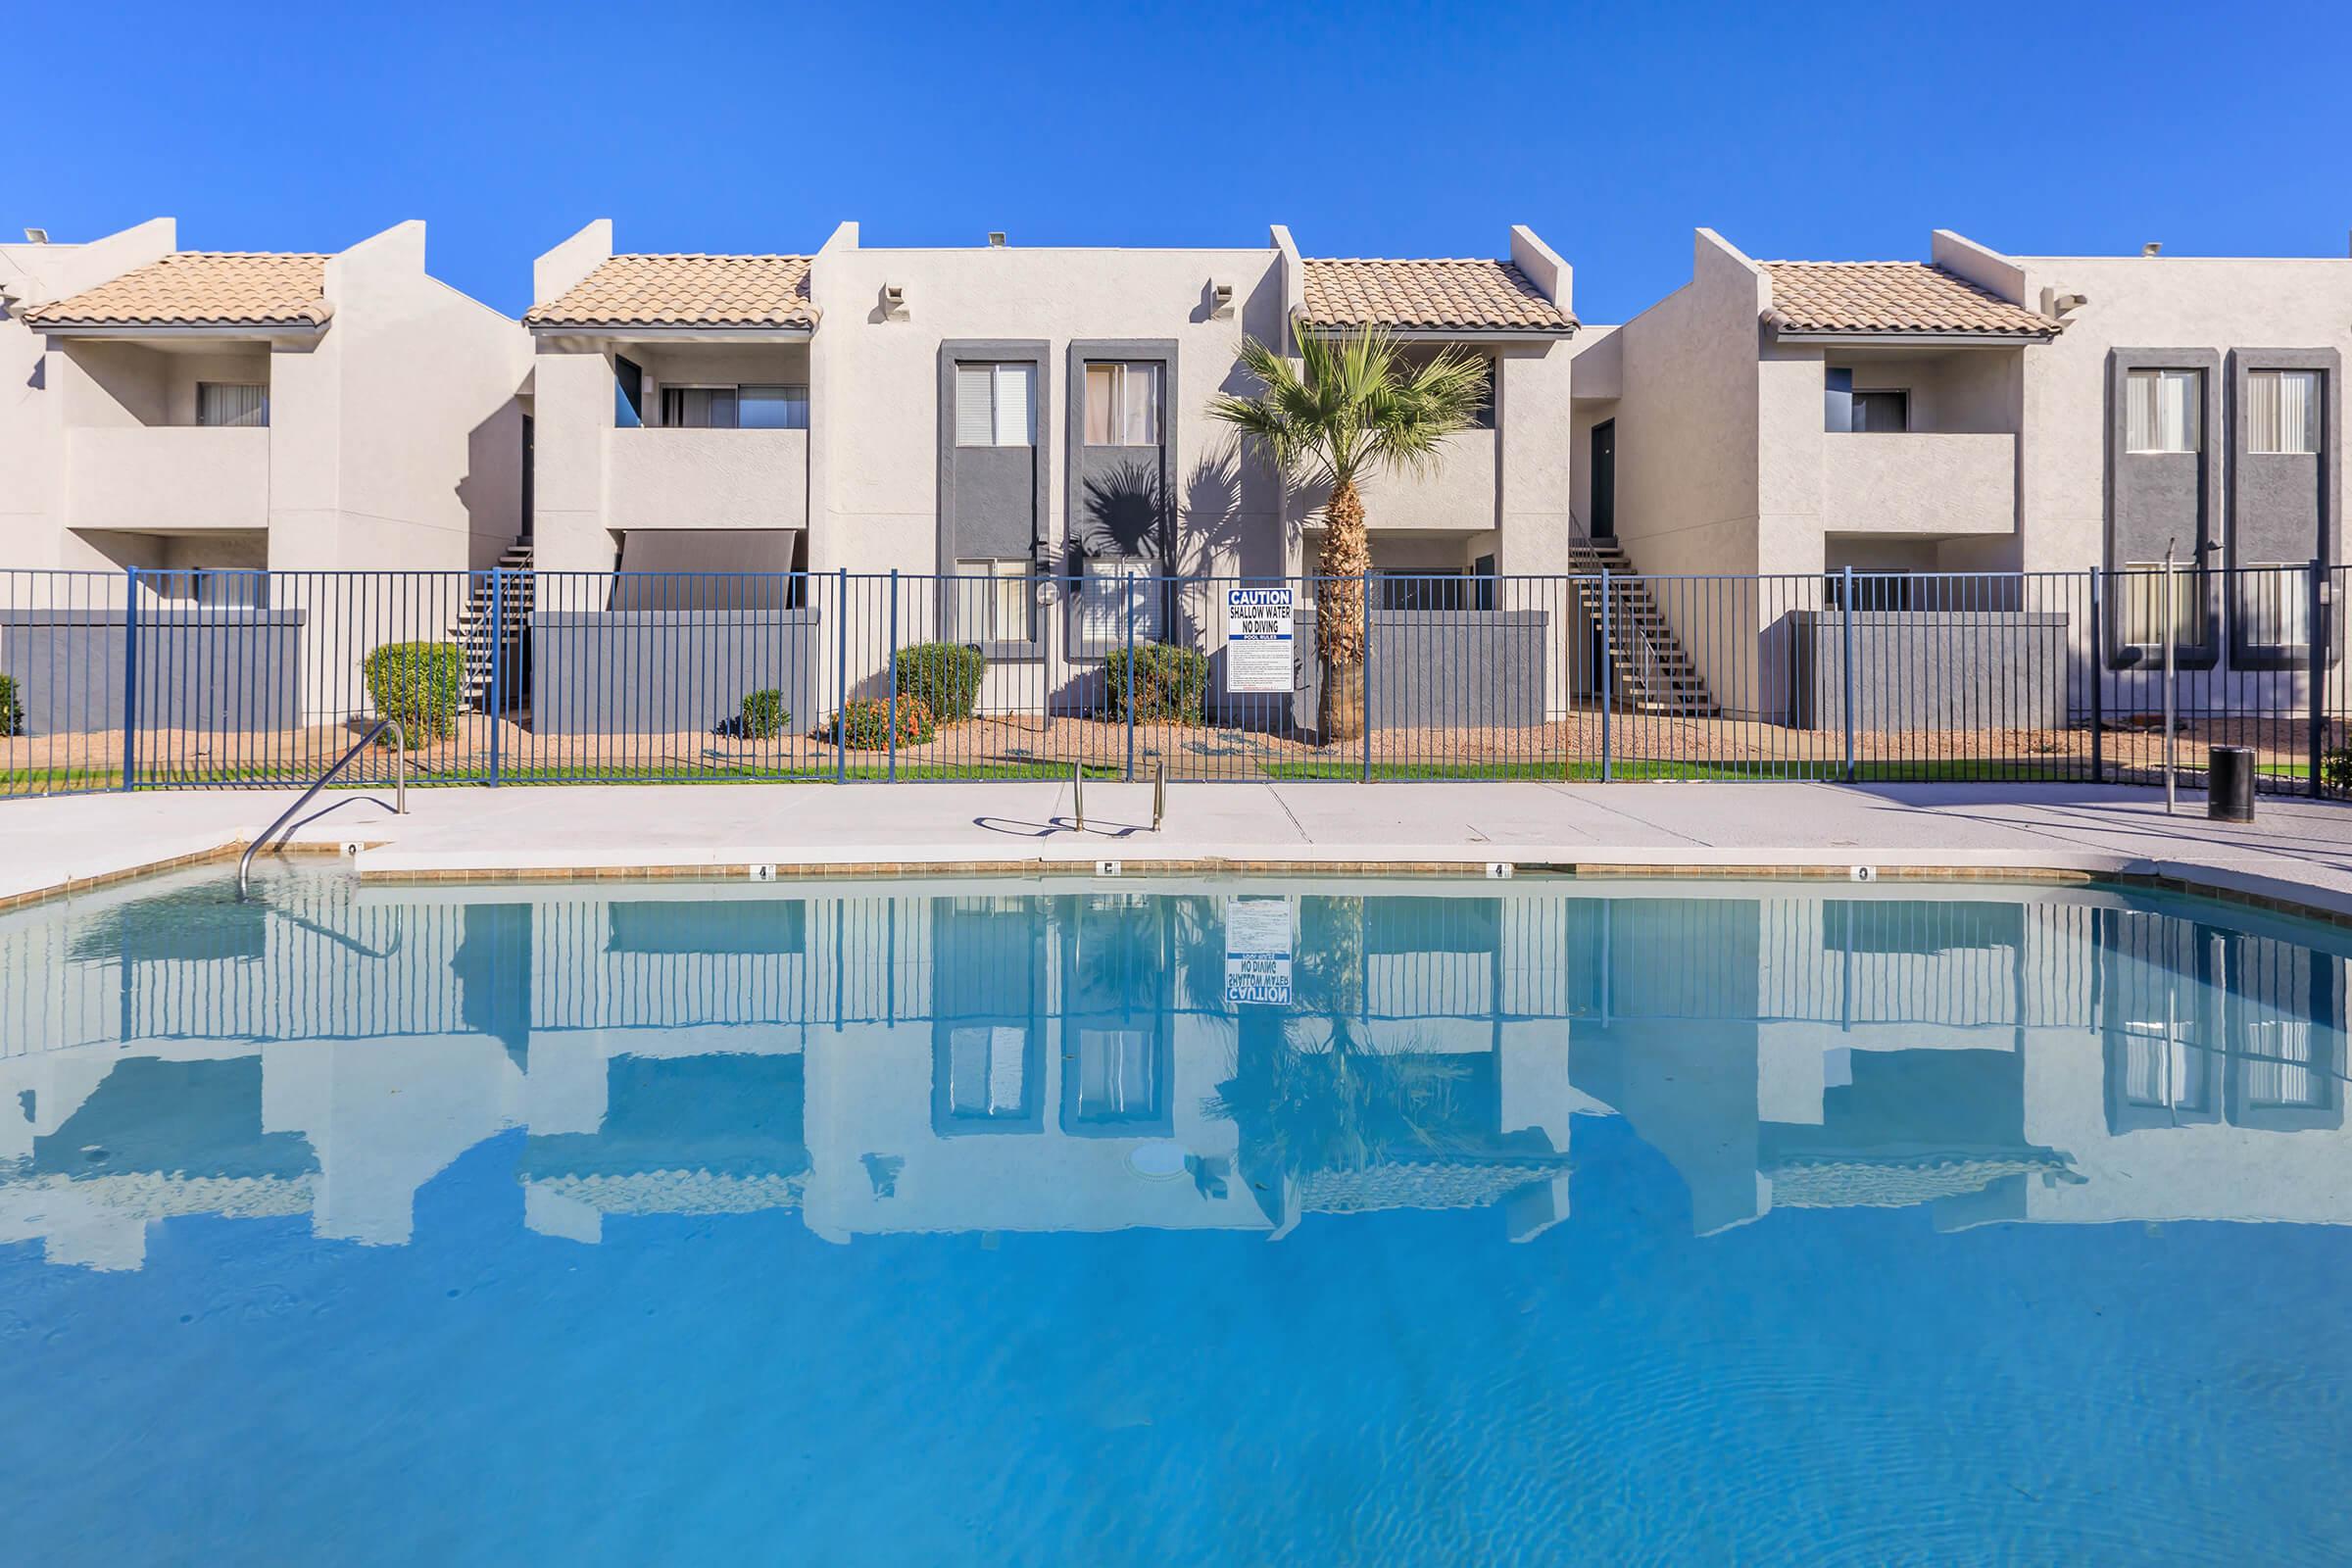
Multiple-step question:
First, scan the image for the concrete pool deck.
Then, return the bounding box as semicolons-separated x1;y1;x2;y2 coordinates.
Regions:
8;779;2352;921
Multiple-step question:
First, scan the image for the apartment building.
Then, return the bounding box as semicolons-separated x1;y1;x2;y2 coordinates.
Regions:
521;220;1575;675
1572;228;2349;705
3;218;530;584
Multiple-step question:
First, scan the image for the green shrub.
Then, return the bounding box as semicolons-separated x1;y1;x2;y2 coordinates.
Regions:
895;641;987;723
832;694;937;749
362;641;464;747
2326;748;2352;794
1102;641;1208;724
0;673;19;739
740;689;791;741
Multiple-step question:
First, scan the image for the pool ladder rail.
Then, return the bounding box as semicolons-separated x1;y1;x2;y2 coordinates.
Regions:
237;717;409;899
1070;760;1164;835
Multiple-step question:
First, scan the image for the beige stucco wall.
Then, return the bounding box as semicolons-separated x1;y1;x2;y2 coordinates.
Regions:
0;220;177;569
808;228;1290;583
607;428;809;531
1820;432;2017;536
1991;247;2352;573
67;426;271;531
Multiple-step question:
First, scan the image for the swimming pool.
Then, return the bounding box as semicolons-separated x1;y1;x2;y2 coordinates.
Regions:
3;872;2348;1564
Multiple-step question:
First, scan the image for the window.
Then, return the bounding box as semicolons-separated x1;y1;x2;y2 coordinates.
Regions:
655;383;808;429
1851;390;1909;433
1084;362;1162;445
1071;1029;1158;1124
2246;369;2322;456
2239;564;2311;649
947;1025;1032;1120
1470;359;1496;429
738;384;809;429
956;362;1036;446
1075;558;1162;655
2118;562;2208;647
196;382;267;428
2126;368;2201;453
955;559;1034;646
1379;569;1469;611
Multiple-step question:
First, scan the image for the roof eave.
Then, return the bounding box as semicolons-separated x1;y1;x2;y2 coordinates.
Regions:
525;321;816;342
1296;322;1577;343
1767;324;2059;348
24;318;329;340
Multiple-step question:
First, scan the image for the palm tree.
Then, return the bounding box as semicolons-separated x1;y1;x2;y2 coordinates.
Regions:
1207;326;1490;741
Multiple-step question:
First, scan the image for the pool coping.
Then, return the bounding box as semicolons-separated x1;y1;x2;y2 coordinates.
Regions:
3;835;2334;935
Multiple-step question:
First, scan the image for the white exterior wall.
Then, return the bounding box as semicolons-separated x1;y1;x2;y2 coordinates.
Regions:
0;220;528;585
1991;246;2352;574
808;226;1290;580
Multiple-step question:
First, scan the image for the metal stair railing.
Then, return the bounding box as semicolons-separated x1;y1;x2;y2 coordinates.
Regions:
238;717;408;899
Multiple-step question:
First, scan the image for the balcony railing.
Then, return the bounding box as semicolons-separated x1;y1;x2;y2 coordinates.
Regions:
1822;431;2015;535
605;427;809;531
67;426;270;531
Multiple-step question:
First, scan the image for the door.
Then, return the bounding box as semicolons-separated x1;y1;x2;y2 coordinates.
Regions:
1590;419;1616;540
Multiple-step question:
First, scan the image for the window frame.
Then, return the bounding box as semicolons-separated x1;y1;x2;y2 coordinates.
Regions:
2244;368;2322;457
2126;368;2203;455
653;381;810;431
195;381;269;429
956;361;1037;448
1083;361;1164;447
951;557;1039;657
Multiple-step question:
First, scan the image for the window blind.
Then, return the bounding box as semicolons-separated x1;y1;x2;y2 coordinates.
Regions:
2126;369;2199;454
2246;369;2320;455
993;363;1035;446
197;382;267;428
956;364;997;446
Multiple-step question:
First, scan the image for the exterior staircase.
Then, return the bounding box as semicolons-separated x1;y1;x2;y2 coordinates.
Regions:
1565;538;1719;716
449;538;533;712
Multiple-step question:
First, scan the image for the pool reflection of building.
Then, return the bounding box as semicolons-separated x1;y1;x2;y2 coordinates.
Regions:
0;876;2343;1269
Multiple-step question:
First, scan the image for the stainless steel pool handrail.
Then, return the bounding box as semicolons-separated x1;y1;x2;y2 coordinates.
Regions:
237;717;407;899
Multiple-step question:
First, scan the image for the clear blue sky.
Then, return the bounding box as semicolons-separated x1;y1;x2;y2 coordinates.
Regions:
18;0;2351;322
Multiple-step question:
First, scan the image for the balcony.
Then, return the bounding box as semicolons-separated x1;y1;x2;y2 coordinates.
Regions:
1822;432;2016;535
66;426;270;532
1360;428;1498;532
605;428;808;531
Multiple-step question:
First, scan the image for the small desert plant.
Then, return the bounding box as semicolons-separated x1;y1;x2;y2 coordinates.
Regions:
0;673;20;738
895;641;987;722
362;642;464;747
1102;641;1209;723
832;694;937;749
740;689;790;741
2324;748;2352;794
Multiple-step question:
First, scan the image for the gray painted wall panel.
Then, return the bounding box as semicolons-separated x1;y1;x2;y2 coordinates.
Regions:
2107;349;2222;667
1288;607;1550;732
530;610;821;738
1789;610;2072;731
0;609;305;735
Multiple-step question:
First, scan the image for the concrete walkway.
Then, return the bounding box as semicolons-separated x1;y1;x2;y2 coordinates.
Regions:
7;779;2352;920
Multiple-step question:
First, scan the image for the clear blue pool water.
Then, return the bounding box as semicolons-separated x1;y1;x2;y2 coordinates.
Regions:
2;872;2349;1565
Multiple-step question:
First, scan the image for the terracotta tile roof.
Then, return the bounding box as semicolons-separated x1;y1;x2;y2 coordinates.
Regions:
24;252;331;329
524;254;818;329
1759;261;2058;338
1298;257;1575;333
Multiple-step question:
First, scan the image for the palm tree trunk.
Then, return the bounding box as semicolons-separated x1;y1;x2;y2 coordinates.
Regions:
1316;477;1371;743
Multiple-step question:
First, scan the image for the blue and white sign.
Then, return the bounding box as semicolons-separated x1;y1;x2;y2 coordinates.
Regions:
1226;586;1297;694
1223;895;1295;1007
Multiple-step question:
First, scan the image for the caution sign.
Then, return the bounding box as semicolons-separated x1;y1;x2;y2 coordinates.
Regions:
1226;586;1297;694
1223;895;1295;1007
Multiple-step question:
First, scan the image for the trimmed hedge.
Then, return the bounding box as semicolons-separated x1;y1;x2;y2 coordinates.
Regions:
833;694;937;750
0;673;19;739
1102;641;1208;724
362;641;464;748
740;689;791;741
895;641;987;723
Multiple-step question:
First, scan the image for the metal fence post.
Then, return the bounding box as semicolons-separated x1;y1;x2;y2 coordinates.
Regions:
835;567;849;785
487;565;504;787
1841;564;1857;783
1598;565;1612;783
2163;546;2178;814
886;567;900;784
1359;570;1372;784
2311;557;2327;798
2088;568;2104;785
1124;575;1137;782
121;565;139;793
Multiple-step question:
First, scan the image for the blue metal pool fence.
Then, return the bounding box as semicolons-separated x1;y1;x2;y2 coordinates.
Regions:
1;563;2344;797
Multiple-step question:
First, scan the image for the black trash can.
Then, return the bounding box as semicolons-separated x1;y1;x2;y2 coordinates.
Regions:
2208;746;2256;822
